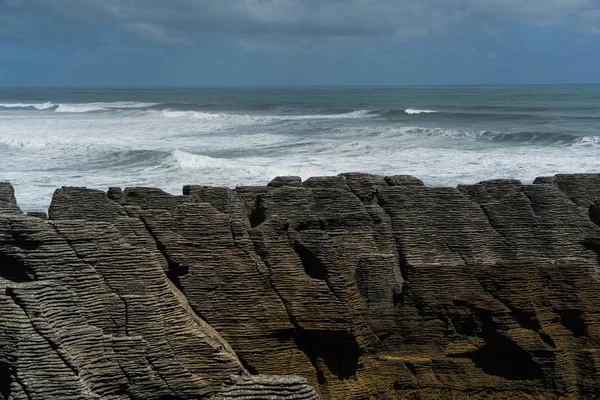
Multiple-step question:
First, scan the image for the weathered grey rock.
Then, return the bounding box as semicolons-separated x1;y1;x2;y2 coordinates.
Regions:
26;211;47;219
211;375;320;400
268;176;303;188
338;172;387;203
302;176;349;190
0;183;21;214
0;208;244;399
534;173;600;207
384;175;424;186
2;173;600;399
49;186;169;271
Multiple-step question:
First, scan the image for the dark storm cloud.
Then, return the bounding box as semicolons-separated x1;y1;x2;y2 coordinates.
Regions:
2;0;600;47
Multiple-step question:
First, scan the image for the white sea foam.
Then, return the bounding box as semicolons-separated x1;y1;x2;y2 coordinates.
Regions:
170;150;232;169
169;150;268;174
160;110;224;119
167;150;306;180
405;108;438;115
374;126;486;140
55;104;106;113
156;109;370;122
571;136;600;146
55;102;158;113
0;102;56;110
279;110;370;120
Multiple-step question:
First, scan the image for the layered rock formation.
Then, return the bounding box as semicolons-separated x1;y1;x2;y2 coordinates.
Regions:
2;173;600;399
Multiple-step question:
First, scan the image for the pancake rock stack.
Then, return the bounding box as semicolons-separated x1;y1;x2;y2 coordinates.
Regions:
2;173;600;399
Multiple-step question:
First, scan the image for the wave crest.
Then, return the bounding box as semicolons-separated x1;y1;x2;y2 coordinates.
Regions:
167;150;294;178
405;109;438;115
159;109;370;120
0;102;57;110
160;110;224;119
572;136;600;146
55;101;158;113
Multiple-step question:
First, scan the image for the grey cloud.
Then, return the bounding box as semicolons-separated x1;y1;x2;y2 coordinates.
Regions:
459;0;599;26
0;14;28;36
2;0;600;46
124;22;193;47
581;9;600;34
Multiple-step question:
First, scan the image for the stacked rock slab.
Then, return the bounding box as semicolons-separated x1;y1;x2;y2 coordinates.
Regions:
0;187;246;399
210;375;320;400
2;173;600;399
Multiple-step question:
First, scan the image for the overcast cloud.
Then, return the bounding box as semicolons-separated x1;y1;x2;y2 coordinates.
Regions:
3;0;600;43
1;0;599;85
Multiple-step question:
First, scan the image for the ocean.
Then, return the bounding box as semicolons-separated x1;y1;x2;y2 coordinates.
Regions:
1;85;599;211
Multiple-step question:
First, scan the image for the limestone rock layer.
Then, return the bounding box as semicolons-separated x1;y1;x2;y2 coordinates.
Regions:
2;173;600;399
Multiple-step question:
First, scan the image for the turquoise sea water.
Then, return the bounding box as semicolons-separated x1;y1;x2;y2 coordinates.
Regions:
0;85;599;210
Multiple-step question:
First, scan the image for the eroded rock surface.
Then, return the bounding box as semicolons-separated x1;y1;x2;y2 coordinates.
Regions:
210;375;320;400
2;173;600;399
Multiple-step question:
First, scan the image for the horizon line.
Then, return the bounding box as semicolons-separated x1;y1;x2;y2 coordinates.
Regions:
1;83;599;89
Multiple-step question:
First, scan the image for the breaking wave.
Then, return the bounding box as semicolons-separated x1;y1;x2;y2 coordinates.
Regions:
0;102;57;110
1;101;161;113
166;149;293;177
54;102;159;113
157;109;370;121
381;126;585;144
404;108;438;115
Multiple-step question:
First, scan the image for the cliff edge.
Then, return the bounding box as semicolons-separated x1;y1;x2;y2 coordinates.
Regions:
2;173;600;399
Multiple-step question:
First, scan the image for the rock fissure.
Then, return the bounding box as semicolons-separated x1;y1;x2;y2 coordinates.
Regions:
137;214;187;277
49;223;126;332
247;231;319;376
444;240;469;266
7;290;87;391
11;375;33;400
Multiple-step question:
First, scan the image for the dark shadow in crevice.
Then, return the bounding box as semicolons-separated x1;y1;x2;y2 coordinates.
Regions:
511;309;541;332
581;239;600;274
396;247;410;283
589;202;600;226
449;303;544;381
451;314;480;337
0;359;11;400
478;278;541;332
557;309;586;338
139;216;189;277
451;336;544;381
539;332;556;349
268;328;296;342
294;328;362;382
293;241;327;281
392;285;405;306
249;199;266;228
355;258;371;301
237;355;259;375
156;240;188;277
166;271;183;291
0;252;32;283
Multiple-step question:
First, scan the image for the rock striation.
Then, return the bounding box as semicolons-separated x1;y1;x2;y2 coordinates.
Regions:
210;375;320;400
2;173;600;399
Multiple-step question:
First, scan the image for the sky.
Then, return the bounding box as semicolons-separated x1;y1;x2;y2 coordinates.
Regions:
1;0;599;86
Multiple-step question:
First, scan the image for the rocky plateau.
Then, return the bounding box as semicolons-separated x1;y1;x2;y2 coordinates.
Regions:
2;173;600;399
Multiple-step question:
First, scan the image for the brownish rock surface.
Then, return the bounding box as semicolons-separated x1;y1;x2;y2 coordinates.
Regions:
2;173;600;399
